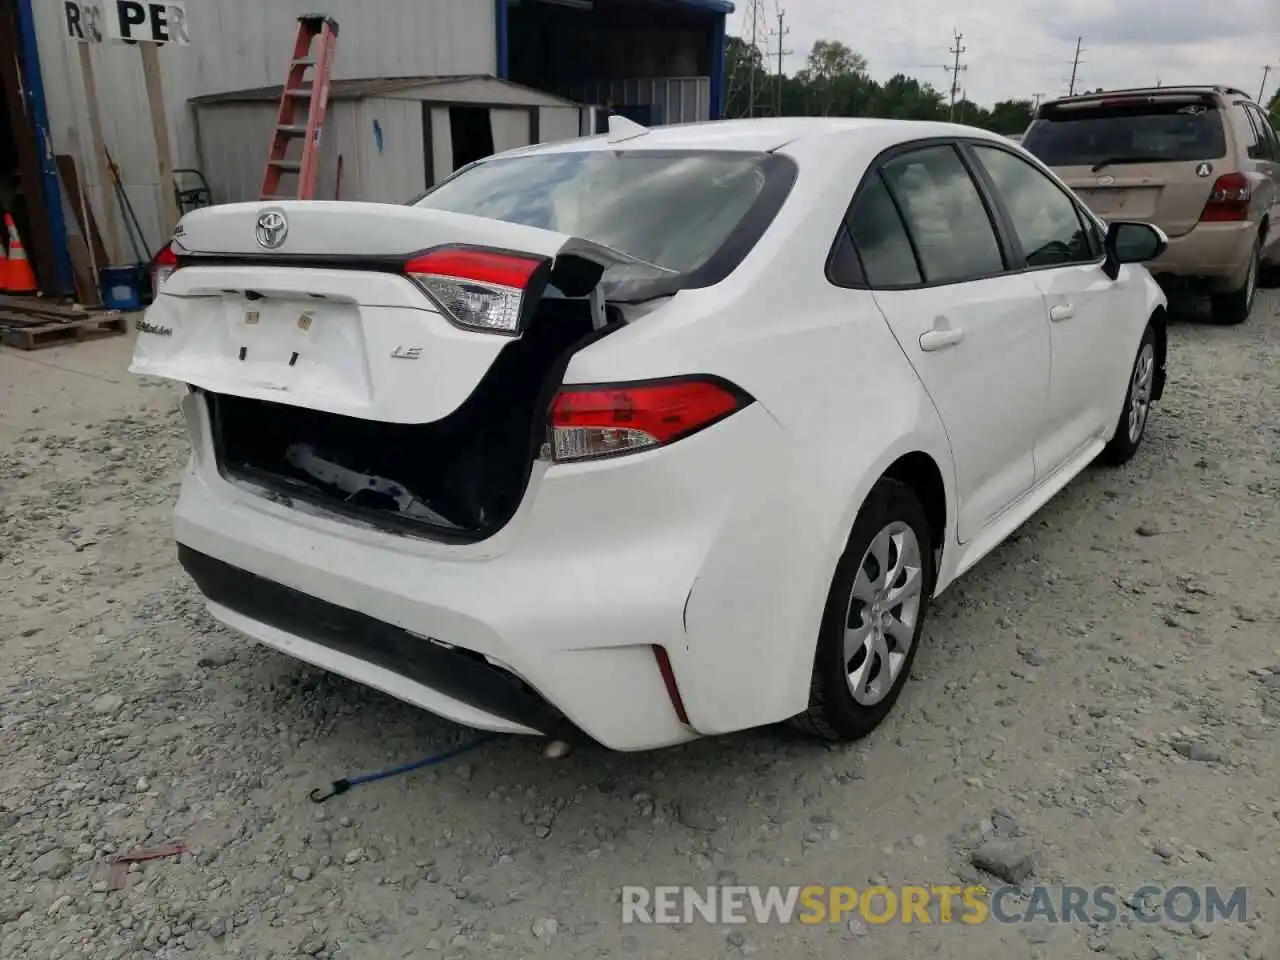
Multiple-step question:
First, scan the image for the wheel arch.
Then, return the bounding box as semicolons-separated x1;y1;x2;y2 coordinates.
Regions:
881;450;949;575
1150;304;1168;402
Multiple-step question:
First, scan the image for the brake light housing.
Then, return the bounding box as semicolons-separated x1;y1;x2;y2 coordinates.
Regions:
405;246;552;334
151;242;179;294
548;375;752;463
1200;172;1251;222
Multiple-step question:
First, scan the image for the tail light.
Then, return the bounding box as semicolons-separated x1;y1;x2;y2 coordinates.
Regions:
405;246;551;334
1200;173;1251;222
151;242;178;293
548;375;751;463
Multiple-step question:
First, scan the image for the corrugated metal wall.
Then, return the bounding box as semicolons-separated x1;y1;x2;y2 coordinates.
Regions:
31;0;495;262
568;77;712;125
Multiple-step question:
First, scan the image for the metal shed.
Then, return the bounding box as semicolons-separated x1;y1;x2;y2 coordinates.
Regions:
190;75;588;206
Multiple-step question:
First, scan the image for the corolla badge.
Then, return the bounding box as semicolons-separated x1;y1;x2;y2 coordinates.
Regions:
255;210;288;249
1096;175;1116;186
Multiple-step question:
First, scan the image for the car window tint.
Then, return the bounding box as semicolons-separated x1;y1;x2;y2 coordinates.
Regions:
845;173;921;286
1236;104;1266;159
1245;105;1279;160
879;145;1004;284
1023;101;1228;166
971;145;1096;268
827;223;867;286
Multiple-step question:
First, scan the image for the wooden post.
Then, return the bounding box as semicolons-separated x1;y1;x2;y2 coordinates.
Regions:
139;41;179;242
76;41;119;264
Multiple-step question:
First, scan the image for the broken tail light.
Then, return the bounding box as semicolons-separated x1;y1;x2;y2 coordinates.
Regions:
405;246;551;334
151;242;179;294
1199;173;1251;222
548;376;752;463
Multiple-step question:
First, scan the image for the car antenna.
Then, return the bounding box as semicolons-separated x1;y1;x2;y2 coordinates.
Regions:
607;113;650;144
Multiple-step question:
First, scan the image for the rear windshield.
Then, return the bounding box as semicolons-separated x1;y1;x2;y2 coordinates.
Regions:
414;150;792;294
1023;100;1228;167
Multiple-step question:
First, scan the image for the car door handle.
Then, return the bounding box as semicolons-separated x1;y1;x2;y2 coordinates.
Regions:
919;328;964;351
1049;303;1075;322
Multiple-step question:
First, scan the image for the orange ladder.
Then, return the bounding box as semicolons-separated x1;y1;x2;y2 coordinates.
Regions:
260;15;339;201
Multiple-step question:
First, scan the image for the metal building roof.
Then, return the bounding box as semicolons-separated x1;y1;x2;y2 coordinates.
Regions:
190;75;581;107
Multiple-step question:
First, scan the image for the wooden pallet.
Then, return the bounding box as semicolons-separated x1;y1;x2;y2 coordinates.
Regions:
0;312;129;351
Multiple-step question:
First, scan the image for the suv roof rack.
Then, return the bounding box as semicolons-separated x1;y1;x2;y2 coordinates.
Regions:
1047;84;1250;103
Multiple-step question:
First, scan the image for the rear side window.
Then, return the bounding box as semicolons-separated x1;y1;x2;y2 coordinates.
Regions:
1242;104;1279;160
415;150;794;291
879;146;1005;284
845;174;921;287
1023;100;1228;166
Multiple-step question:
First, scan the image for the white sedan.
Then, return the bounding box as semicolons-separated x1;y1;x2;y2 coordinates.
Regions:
134;116;1169;751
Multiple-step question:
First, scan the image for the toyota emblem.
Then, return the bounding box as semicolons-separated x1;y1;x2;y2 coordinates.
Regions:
255;210;288;249
1096;175;1115;186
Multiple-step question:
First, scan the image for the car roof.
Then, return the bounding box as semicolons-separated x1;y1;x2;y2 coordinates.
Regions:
1041;84;1254;110
502;116;1014;157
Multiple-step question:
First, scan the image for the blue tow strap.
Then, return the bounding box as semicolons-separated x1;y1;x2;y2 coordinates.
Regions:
308;733;498;803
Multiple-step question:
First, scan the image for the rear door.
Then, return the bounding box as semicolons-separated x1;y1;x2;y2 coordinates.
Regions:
1241;103;1280;257
843;142;1052;543
1023;93;1230;237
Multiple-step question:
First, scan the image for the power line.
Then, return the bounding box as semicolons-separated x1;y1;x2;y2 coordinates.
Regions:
945;30;968;121
1066;36;1084;96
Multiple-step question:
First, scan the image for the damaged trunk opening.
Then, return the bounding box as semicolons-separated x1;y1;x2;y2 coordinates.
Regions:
207;297;615;543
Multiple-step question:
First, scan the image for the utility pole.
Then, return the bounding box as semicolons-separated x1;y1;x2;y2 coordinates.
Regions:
1067;36;1084;96
1032;91;1045;109
1260;65;1272;104
945;30;967;122
724;0;770;119
771;8;792;116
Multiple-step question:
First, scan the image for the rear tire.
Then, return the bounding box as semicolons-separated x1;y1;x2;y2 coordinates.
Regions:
1211;239;1259;325
1100;322;1156;466
794;479;934;742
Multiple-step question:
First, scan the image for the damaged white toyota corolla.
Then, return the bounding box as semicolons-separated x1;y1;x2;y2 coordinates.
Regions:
134;116;1169;751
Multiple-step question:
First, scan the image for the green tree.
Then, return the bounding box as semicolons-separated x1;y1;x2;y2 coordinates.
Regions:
1268;89;1279;122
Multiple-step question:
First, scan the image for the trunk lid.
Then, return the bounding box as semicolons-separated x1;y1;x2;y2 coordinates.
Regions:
1024;93;1229;238
130;202;641;424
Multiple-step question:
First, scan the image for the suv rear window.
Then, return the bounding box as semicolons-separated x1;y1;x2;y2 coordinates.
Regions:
414;150;795;294
1023;99;1228;167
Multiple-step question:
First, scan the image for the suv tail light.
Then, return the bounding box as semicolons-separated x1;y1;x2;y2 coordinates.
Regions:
548;376;752;463
405;246;551;334
151;242;179;293
1200;173;1251;222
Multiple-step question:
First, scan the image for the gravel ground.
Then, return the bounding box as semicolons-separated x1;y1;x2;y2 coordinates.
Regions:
2;290;1279;960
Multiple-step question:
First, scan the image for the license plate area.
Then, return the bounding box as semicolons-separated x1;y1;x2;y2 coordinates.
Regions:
218;295;370;403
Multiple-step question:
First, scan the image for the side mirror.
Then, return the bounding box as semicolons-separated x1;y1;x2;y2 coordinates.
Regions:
1102;220;1169;280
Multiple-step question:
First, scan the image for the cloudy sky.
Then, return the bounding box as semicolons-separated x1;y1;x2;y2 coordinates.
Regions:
740;0;1278;106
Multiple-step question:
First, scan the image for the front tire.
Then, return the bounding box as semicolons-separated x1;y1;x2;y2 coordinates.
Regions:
1100;322;1156;466
794;479;935;742
1211;238;1259;325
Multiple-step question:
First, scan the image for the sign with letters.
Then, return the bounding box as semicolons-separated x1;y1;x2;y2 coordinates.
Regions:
62;2;105;43
103;0;190;45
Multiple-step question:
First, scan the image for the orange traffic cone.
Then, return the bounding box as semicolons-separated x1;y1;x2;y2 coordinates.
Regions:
4;212;36;295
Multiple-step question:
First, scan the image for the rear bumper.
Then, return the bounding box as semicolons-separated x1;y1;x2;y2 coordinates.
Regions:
172;389;840;751
1146;220;1258;289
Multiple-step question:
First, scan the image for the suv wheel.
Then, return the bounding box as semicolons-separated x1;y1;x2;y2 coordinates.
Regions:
1212;238;1259;325
794;479;934;742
